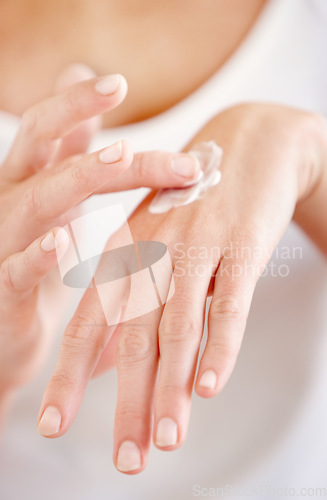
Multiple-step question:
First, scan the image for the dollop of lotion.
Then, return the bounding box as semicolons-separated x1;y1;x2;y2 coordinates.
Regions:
148;140;223;214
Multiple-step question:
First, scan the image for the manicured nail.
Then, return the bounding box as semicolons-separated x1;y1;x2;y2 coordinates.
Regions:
41;231;58;252
171;155;200;179
116;441;141;472
99;141;123;164
198;370;217;390
95;74;122;95
184;169;204;186
155;417;178;447
38;407;61;436
41;228;68;252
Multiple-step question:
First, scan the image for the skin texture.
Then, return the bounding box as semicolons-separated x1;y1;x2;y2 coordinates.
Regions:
1;0;327;478
37;104;327;473
0;0;266;126
0;66;201;403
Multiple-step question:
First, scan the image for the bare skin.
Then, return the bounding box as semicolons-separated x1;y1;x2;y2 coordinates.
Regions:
38;104;327;474
1;0;327;477
0;0;266;126
0;0;268;430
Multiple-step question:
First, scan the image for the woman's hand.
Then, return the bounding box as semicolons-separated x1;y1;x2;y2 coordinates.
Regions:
37;103;327;473
0;67;202;406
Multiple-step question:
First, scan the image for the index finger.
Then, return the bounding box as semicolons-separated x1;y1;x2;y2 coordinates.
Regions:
1;74;128;182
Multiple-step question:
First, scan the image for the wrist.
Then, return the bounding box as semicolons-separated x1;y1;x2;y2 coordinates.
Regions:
296;112;327;203
293;113;327;255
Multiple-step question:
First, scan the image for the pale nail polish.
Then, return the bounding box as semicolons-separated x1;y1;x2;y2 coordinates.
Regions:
116;441;141;472
38;407;61;436
99;141;123;164
41;228;68;252
198;370;217;390
41;231;58;252
155;417;178;447
184;169;204;186
95;74;121;95
171;155;200;179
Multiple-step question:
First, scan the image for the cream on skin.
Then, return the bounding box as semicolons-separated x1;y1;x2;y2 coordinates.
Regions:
148;141;223;214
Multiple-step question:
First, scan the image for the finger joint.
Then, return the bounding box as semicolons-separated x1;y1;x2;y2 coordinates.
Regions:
117;328;153;365
210;296;245;323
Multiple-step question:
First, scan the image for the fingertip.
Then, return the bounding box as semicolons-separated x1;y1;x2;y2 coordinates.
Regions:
153;437;184;452
53;226;69;246
121;139;134;169
54;227;70;261
197;369;217;390
115;441;143;474
117;74;128;102
40;227;69;258
153;417;182;451
115;466;144;476
94;73;128;104
195;385;217;399
195;369;218;398
37;406;62;438
170;153;202;185
195;368;231;398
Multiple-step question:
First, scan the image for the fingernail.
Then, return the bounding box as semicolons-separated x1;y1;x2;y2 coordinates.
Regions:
95;74;121;95
171;155;200;179
198;370;217;390
99;141;123;164
41;228;68;252
155;417;178;447
38;406;61;436
116;441;141;472
41;231;57;252
184;169;204;186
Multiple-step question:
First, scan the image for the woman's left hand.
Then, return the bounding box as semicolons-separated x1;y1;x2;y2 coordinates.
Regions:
38;103;327;473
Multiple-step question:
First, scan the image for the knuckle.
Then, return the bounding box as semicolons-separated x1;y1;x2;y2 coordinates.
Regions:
63;313;105;352
115;403;146;422
157;383;186;400
71;159;87;188
301;111;327;143
21;184;44;221
226;227;260;253
64;89;82;117
49;371;79;392
159;313;201;346
210;296;245;322
117;328;152;364
299;110;323;130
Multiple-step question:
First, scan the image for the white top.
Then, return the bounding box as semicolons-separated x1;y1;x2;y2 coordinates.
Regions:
1;0;327;498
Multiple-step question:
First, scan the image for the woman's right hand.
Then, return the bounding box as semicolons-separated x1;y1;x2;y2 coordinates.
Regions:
0;68;202;403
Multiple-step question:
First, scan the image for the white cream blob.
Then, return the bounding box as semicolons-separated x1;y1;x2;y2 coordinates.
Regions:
148;140;223;214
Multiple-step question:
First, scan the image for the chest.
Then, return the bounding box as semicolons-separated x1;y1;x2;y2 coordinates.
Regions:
0;0;266;126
